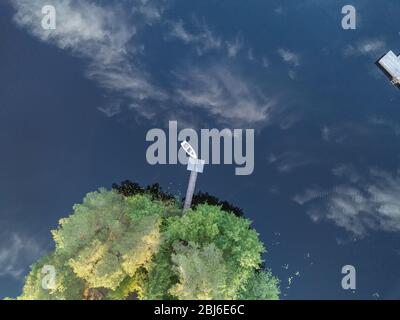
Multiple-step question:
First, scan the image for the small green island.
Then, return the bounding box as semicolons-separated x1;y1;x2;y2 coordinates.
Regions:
15;182;280;300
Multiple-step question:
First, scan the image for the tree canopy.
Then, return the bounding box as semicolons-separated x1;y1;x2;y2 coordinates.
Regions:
112;180;244;217
17;187;279;300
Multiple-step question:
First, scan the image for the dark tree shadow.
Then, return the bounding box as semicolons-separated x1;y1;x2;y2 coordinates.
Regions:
112;180;244;217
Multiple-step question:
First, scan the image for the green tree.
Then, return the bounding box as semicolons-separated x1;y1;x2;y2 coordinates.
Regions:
17;187;279;300
169;243;228;299
19;253;85;300
237;270;280;300
141;204;274;299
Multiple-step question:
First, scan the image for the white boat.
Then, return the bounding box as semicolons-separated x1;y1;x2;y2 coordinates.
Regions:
378;50;400;85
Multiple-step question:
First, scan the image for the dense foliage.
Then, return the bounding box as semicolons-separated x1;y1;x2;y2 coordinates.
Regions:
17;188;279;300
190;191;244;217
112;181;176;202
112;180;244;217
